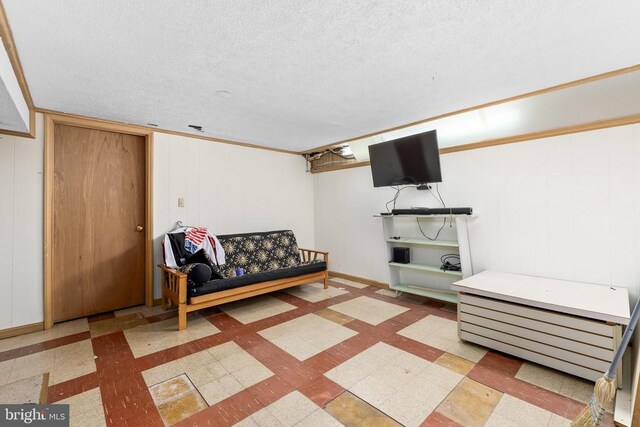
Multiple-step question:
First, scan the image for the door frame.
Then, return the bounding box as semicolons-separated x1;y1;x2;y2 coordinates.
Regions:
43;113;154;329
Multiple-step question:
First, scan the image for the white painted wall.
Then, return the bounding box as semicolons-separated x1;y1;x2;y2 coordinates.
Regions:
3;114;638;413
316;124;640;418
314;124;640;303
153;133;315;297
0;114;314;329
0;113;43;330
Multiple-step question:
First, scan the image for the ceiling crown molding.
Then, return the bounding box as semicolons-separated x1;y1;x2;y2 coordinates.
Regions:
0;0;35;138
300;64;640;155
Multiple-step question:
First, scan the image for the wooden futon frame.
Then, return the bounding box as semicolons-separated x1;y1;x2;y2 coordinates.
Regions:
159;248;329;330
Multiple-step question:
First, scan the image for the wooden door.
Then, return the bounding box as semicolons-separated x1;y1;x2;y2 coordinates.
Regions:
52;124;146;322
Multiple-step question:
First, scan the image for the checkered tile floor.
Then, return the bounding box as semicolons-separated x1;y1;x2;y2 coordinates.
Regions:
0;279;615;427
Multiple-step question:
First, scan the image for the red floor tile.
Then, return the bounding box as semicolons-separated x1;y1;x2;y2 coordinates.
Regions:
298;375;345;408
392;308;431;326
476;351;523;377
92;332;164;427
304;351;342;373
272;291;316;309
247;375;294;406
421;411;464;427
383;334;444;362
206;312;244;330
432;308;457;321
48;373;100;403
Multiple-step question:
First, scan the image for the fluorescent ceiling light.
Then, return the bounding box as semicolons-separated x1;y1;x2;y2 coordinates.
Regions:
350;135;383;161
340;145;353;156
346;105;520;161
484;107;519;128
436;111;485;140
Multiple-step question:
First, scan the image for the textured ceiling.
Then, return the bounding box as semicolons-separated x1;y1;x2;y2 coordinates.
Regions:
4;1;640;152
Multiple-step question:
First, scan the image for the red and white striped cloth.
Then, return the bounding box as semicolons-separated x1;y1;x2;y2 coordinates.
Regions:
184;227;208;253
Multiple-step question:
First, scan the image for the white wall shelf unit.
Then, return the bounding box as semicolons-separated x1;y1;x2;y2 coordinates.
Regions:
375;213;473;303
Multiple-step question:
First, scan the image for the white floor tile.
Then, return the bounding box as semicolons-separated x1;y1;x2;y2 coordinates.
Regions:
398;315;487;362
221;295;296;324
286;283;348;303
329;296;408;325
265;391;319;426
59;388;106;427
330;277;369;289
124;315;220;357
258;314;356;360
486;394;553;427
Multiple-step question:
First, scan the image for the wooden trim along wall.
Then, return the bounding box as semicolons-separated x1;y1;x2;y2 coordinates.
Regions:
633;387;640;427
311;161;371;174
439;113;640;155
146;133;154;308
0;0;35;139
309;113;640;173
22;65;640;160
301;64;640;155
0;322;43;340
43;113;155;329
30;66;640;161
329;271;389;289
34;108;299;156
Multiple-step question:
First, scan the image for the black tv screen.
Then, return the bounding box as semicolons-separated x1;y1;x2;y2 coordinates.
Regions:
368;130;442;187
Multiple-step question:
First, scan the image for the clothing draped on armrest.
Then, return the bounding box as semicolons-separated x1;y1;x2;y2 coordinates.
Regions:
162;226;226;268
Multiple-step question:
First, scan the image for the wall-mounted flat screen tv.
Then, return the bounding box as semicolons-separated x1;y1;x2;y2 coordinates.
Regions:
368;130;442;187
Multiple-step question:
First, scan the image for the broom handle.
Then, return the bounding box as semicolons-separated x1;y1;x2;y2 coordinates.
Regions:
605;299;640;378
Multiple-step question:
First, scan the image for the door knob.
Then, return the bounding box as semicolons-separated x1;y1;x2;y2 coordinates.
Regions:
136;225;144;232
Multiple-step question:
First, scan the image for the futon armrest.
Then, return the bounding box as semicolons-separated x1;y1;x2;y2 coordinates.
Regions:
298;248;329;256
158;264;188;308
158;264;187;278
298;248;329;267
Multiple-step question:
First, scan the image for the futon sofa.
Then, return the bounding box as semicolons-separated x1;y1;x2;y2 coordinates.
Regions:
159;230;328;330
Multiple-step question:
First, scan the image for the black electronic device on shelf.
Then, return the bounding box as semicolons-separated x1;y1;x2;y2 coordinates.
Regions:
391;207;472;215
392;247;410;264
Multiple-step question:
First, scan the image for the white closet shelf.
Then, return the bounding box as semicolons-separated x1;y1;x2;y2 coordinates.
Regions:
390;284;458;304
389;262;463;277
385;237;459;248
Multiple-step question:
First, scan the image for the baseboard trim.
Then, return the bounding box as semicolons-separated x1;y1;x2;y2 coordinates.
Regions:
153;298;162;307
0;322;44;339
329;271;389;289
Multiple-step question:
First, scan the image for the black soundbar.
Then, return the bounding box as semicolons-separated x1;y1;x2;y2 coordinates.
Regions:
391;207;473;215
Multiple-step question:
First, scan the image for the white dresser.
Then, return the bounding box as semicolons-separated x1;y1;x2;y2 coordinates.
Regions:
451;271;630;386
